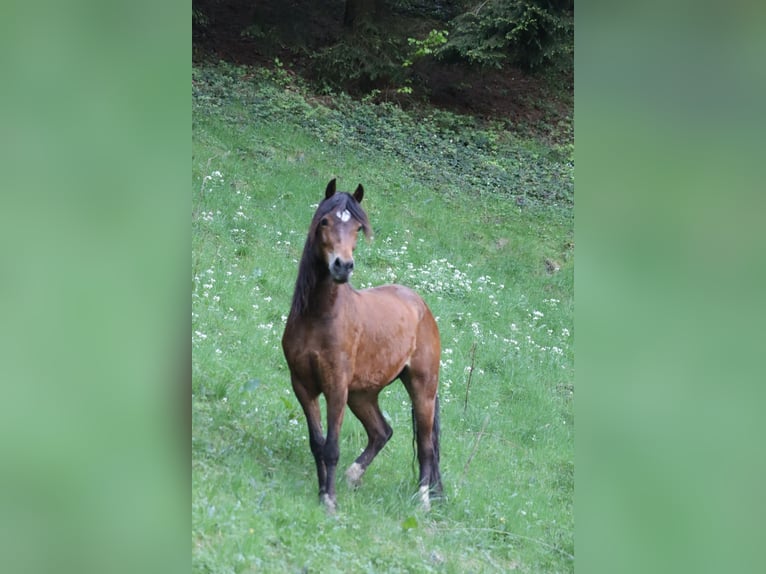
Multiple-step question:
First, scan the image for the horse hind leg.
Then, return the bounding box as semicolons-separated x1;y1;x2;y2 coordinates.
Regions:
401;367;442;511
345;391;393;488
413;395;441;511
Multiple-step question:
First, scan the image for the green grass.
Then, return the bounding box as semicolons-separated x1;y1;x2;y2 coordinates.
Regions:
192;63;573;573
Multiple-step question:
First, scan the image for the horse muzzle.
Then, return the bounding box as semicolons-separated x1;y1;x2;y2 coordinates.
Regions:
330;256;354;283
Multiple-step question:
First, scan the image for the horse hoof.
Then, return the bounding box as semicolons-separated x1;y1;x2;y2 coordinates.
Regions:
320;493;337;514
345;462;364;488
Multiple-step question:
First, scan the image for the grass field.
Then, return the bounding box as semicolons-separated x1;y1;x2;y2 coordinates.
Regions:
192;63;574;573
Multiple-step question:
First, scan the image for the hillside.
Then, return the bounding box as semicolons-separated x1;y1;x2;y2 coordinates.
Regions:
192;0;573;146
192;62;573;572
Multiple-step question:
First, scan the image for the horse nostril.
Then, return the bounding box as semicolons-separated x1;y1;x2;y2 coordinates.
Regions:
332;258;354;271
331;257;354;276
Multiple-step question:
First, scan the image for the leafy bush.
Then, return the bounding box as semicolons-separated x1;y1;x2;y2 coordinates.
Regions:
440;0;574;70
403;29;450;68
310;26;408;92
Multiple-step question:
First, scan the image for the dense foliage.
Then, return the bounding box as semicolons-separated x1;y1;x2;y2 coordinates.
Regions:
192;0;574;92
439;0;574;70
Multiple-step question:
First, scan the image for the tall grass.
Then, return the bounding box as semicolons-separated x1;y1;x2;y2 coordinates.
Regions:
193;63;573;573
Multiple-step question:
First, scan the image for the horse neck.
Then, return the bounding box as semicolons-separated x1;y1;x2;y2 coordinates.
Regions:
309;273;350;315
290;251;351;319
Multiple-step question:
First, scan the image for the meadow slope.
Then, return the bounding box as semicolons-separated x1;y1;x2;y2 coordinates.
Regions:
192;63;573;573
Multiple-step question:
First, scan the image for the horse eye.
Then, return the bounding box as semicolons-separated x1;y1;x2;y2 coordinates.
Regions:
320;218;329;227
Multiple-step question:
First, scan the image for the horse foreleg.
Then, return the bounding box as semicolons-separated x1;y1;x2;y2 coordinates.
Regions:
292;381;327;500
345;391;393;488
321;389;348;513
305;402;327;497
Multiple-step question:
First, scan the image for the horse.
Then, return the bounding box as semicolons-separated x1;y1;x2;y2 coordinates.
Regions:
281;178;442;513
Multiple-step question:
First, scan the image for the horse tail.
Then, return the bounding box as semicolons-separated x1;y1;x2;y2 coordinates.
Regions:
432;395;440;463
432;395;442;488
411;404;418;474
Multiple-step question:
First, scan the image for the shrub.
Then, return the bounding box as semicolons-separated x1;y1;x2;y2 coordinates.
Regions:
440;0;574;70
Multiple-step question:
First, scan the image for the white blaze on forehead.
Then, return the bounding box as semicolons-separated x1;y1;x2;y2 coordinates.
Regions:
336;209;351;222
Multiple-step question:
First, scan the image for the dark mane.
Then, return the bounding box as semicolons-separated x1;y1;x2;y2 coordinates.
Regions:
289;193;371;317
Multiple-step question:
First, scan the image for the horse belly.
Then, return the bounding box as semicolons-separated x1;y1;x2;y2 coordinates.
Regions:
349;362;406;392
349;289;424;389
350;333;415;391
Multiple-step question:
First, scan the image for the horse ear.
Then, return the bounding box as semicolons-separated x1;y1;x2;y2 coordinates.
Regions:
325;178;337;199
353;184;364;203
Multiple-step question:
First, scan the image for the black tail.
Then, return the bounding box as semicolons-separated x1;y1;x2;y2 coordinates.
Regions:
411;405;418;475
432;395;442;490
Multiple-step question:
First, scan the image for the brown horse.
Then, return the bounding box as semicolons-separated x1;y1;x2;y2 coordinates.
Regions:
282;178;442;512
